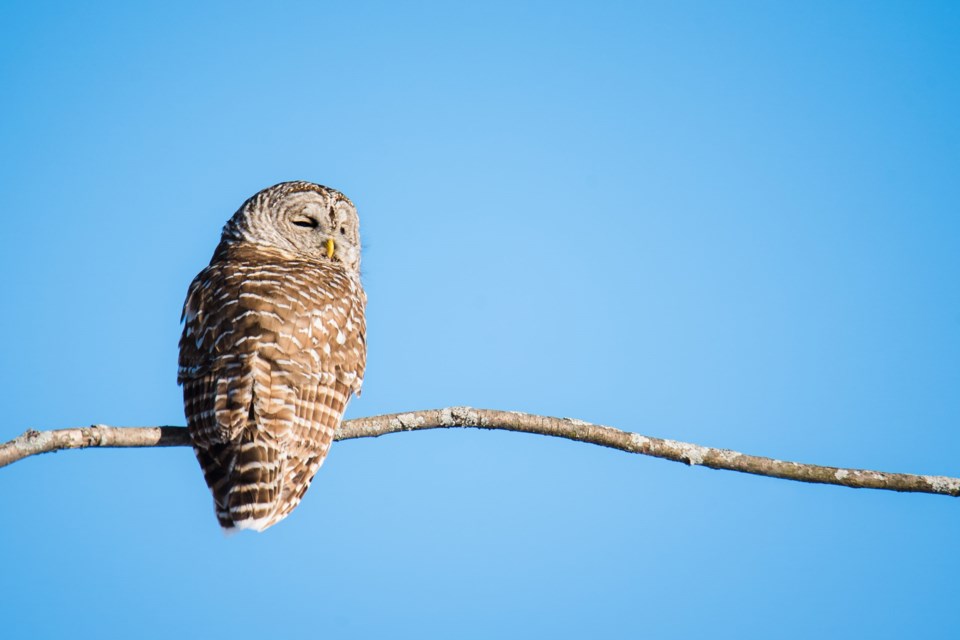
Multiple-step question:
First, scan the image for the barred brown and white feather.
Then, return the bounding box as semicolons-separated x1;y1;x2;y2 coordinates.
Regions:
178;182;366;532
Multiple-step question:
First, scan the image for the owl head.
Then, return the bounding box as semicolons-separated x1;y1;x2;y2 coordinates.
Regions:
221;181;362;273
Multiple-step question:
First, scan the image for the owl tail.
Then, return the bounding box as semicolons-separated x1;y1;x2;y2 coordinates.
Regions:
217;429;284;532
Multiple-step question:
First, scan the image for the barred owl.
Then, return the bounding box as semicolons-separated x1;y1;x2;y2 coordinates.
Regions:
178;181;366;532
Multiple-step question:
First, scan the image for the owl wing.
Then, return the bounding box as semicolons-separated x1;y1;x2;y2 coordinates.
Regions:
178;252;367;531
179;260;275;529
269;265;367;525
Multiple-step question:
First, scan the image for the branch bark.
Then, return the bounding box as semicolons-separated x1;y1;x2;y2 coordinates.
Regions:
1;406;957;497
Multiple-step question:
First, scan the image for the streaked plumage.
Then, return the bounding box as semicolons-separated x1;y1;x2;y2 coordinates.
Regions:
178;181;366;532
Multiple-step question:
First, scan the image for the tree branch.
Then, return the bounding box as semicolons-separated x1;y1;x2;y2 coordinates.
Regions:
1;406;957;497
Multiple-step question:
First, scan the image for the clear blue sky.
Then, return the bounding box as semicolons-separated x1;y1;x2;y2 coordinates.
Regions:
2;2;958;638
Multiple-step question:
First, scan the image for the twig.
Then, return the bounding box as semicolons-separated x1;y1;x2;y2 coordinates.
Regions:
1;407;957;497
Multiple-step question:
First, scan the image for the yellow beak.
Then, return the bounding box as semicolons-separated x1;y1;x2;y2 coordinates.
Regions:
326;238;335;259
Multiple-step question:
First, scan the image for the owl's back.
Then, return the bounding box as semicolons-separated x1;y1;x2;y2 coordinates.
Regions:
179;244;366;531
